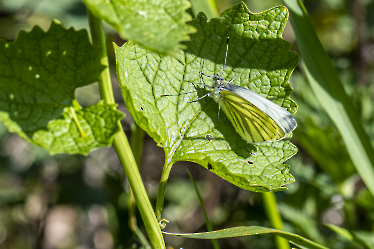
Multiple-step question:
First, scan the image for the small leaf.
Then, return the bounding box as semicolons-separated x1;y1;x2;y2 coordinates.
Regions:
83;0;196;54
0;21;123;155
115;3;298;191
163;226;328;249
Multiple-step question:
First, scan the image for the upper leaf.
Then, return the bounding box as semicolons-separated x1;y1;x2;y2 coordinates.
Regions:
115;2;299;192
0;21;124;155
83;0;196;54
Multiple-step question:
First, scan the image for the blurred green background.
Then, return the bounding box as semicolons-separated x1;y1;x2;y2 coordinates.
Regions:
0;0;374;248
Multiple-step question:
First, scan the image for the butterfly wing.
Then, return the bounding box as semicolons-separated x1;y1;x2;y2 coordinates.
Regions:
227;84;296;134
219;88;296;143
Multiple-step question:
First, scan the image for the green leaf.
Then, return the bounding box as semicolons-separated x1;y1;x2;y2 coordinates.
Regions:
0;21;124;155
83;0;196;54
162;226;328;249
115;2;298;192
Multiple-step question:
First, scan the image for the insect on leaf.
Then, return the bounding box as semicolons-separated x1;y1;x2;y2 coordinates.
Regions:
115;2;299;192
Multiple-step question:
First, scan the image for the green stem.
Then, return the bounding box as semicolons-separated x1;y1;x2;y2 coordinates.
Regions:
113;132;165;248
130;122;145;165
129;123;150;249
87;10;165;249
87;11;114;105
156;161;173;221
128;188;152;249
262;192;290;249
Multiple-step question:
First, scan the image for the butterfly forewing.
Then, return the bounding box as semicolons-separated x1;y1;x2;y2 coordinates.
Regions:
219;90;286;142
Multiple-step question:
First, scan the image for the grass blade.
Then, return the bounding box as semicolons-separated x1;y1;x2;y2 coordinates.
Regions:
187;170;220;249
163;226;328;249
283;0;374;197
262;192;290;249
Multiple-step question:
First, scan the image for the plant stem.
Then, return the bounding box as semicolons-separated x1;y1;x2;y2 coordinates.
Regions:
113;132;165;248
130;122;145;165
262;192;290;249
87;10;165;249
87;12;114;105
156;161;173;221
129;122;150;249
128;188;151;249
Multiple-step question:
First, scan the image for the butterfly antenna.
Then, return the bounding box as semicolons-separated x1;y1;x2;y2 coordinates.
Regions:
222;37;229;76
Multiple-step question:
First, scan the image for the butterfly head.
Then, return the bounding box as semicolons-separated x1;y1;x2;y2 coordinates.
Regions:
211;73;230;100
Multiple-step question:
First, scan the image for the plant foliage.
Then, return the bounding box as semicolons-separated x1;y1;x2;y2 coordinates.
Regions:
0;21;124;155
115;2;299;192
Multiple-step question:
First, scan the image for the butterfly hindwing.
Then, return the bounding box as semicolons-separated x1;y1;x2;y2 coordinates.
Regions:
228;84;297;135
219;90;285;142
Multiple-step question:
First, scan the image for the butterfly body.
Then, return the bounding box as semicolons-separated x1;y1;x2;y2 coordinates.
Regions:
207;73;296;143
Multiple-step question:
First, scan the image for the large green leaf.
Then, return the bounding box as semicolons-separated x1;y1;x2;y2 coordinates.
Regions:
115;2;299;192
0;21;124;155
83;0;196;54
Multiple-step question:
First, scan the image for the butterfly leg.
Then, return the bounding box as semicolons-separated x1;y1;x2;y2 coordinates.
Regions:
218;104;221;123
188;93;211;103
